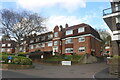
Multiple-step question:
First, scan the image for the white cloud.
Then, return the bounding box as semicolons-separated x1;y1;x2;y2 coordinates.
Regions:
17;0;86;11
45;15;95;31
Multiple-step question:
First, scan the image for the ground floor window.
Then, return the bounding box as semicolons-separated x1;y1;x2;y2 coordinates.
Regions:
1;48;5;52
79;47;85;52
65;48;73;53
7;48;11;52
29;45;34;49
48;41;52;46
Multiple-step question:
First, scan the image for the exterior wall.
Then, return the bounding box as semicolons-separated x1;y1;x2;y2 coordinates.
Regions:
61;35;101;56
0;23;101;57
0;40;16;53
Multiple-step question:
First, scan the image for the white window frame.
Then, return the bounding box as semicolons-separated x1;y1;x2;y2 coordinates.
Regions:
41;36;45;40
65;38;73;44
36;38;39;42
54;32;58;37
7;44;11;47
1;48;5;52
2;44;5;47
19;47;23;51
65;48;73;53
7;48;11;52
41;43;45;47
36;44;39;48
30;45;34;49
54;41;58;45
78;37;85;42
66;30;73;35
48;41;52;46
30;40;34;43
78;27;85;33
79;47;85;52
48;34;53;39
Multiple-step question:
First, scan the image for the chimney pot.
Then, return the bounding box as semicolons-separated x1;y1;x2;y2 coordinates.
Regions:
65;23;68;28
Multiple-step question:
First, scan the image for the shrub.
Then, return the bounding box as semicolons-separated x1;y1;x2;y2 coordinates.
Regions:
1;54;32;65
1;55;8;63
64;55;73;61
20;57;32;65
113;55;120;59
17;52;27;54
12;58;21;64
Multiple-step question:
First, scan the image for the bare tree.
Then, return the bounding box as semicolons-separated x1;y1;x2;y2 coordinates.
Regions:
96;29;111;52
0;9;46;53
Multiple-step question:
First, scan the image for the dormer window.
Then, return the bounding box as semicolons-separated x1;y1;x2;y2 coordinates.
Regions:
66;30;73;35
78;27;85;33
8;44;11;47
2;44;5;47
54;32;58;37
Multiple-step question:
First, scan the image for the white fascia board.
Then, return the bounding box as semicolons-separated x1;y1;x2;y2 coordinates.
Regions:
103;12;120;18
113;30;120;34
62;34;102;42
110;0;120;2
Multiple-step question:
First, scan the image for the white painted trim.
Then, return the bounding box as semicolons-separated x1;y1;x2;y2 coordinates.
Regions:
62;34;101;42
113;30;120;34
53;37;60;40
110;0;120;2
103;12;120;18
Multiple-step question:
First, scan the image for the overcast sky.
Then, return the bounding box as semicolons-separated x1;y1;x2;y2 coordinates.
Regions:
0;0;112;39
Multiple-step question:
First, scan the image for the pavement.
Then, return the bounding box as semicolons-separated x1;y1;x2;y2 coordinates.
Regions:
1;62;119;80
94;68;119;80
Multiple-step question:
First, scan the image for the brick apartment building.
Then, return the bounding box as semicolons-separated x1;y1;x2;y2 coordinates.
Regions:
0;23;102;56
0;40;16;53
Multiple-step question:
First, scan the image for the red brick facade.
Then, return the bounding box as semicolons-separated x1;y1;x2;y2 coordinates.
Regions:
0;23;102;56
0;40;16;53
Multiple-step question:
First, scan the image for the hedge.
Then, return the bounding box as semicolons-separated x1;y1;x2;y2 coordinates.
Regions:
0;53;32;65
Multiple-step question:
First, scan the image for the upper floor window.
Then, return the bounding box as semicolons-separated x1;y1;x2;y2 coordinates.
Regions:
54;41;58;45
30;40;34;43
7;44;11;47
48;34;53;39
41;43;45;47
48;41;52;46
41;36;45;41
79;47;85;52
19;47;23;51
24;41;26;44
36;38;39;42
66;30;73;35
2;44;5;47
65;48;73;53
54;32;58;37
30;45;34;49
36;44;39;48
78;27;85;33
78;37;85;42
65;38;73;44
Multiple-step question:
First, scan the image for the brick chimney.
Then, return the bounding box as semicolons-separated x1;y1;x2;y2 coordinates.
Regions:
65;23;68;28
60;25;63;31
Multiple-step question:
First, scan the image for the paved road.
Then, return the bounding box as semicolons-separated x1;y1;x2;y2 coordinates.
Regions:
1;62;108;78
